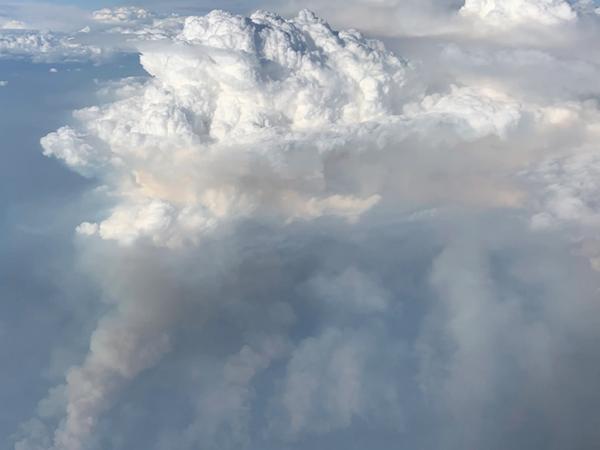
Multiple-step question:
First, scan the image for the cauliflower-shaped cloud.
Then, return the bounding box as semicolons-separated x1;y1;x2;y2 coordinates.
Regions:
42;9;408;246
41;9;529;247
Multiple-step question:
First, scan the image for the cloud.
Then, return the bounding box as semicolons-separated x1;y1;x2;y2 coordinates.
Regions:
262;0;461;36
403;85;523;140
0;80;7;86
0;30;104;63
41;8;408;248
27;9;415;449
0;18;27;29
439;44;600;101
92;7;156;25
0;6;182;64
416;221;600;449
11;3;600;450
527;147;600;229
90;6;185;40
277;327;401;436
460;0;577;27
39;8;548;248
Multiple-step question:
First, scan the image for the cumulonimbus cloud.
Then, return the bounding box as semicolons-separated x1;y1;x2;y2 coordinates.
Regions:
12;3;600;450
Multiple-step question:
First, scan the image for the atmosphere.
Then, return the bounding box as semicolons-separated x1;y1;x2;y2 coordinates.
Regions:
2;1;600;450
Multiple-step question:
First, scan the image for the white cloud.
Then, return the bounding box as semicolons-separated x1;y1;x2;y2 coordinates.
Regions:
75;222;98;236
41;126;104;174
269;0;462;36
527;149;600;229
0;19;27;30
403;85;523;140
39;8;545;248
13;4;600;450
89;6;185;41
0;30;104;63
0;6;181;64
41;9;408;247
0;80;7;87
460;0;577;27
92;7;156;25
31;10;416;449
32;11;584;444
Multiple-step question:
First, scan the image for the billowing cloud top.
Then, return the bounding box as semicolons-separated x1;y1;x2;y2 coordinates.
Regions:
42;9;410;246
39;8;542;248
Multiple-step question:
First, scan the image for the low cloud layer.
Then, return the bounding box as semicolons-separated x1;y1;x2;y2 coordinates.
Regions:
5;1;600;450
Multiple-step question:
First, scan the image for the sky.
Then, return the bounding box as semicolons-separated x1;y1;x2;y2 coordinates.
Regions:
2;1;600;450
